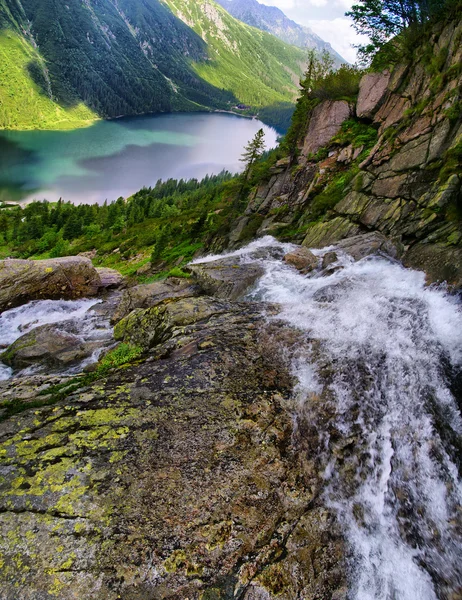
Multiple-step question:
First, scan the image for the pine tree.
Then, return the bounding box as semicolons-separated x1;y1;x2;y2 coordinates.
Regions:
240;129;266;179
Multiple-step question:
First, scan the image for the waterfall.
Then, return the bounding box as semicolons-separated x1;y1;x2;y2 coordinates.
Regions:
205;236;462;599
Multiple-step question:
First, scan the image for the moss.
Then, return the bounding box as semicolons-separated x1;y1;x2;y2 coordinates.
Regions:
333;120;378;150
167;267;191;279
439;140;462;181
308;169;358;219
238;214;265;242
444;100;462;123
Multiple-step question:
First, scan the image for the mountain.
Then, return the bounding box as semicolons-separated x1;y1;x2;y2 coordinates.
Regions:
0;0;305;130
215;0;347;65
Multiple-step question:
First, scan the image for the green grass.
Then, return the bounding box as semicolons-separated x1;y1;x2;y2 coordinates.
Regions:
0;30;97;130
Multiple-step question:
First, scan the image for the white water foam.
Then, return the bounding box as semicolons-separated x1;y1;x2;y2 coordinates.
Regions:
201;236;462;599
0;298;112;379
0;298;102;348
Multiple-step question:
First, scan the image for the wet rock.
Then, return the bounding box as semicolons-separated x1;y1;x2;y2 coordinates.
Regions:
403;242;462;289
283;247;318;274
302;100;352;156
1;323;101;370
356;71;391;119
0;256;102;313
322;251;338;269
187;257;264;300
111;277;200;324
335;232;399;261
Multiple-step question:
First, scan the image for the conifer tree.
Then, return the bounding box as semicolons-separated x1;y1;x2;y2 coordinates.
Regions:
240;129;266;179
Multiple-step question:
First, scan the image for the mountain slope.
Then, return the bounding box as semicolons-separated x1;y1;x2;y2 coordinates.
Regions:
215;0;347;65
0;0;305;130
163;0;306;107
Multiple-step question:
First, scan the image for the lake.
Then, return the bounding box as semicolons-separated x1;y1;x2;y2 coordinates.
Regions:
0;113;278;205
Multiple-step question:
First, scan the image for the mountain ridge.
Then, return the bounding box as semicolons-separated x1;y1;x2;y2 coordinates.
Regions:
215;0;347;65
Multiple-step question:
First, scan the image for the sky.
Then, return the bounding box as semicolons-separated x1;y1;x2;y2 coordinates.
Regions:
261;0;369;63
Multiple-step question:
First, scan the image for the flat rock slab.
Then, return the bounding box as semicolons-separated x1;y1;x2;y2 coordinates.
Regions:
0;256;102;313
0;294;345;599
111;277;200;324
187;257;264;300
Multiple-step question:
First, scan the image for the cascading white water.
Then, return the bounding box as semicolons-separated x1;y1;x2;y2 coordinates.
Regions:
200;236;462;599
0;298;113;380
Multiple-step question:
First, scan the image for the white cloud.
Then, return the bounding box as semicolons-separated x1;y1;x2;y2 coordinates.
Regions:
262;0;368;62
307;17;368;63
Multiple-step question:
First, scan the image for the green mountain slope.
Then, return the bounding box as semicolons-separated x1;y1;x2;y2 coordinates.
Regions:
0;0;305;130
0;30;97;130
163;0;306;107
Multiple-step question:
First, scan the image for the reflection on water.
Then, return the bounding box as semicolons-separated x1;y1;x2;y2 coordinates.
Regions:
0;113;277;205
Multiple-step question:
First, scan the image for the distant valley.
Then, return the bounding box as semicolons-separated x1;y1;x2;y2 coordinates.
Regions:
0;0;322;130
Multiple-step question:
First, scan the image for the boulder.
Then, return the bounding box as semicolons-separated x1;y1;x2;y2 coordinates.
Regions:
334;232;399;261
187;257;264;300
114;296;237;350
111;277;199;324
1;324;99;370
302;217;361;249
95;267;124;289
356;71;391;119
0;257;102;312
283;247;318;274
322;251;339;269
302;100;351;157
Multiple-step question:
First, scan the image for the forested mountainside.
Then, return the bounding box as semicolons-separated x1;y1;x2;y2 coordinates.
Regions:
1;9;460;288
0;0;305;130
215;0;346;65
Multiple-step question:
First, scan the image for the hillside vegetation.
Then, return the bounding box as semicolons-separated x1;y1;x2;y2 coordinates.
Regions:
164;0;306;107
0;0;305;130
0;30;97;130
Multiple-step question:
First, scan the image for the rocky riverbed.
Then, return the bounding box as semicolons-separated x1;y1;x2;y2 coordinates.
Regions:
0;234;461;599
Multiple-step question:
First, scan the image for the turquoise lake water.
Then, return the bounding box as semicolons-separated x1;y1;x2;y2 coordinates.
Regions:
0;113;277;204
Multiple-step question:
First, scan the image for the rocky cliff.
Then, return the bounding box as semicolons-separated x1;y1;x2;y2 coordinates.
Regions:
227;17;462;288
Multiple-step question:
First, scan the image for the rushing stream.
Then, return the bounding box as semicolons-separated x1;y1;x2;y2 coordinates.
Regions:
195;237;462;599
0;297;114;380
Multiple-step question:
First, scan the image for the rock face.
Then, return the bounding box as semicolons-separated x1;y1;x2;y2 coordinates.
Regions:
302;100;351;156
356;70;391;119
0;283;345;599
227;17;462;288
187;257;264;300
0;257;102;312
